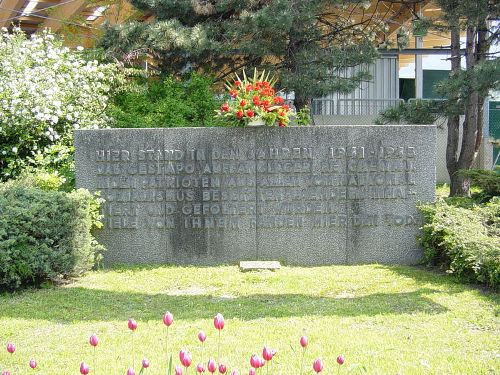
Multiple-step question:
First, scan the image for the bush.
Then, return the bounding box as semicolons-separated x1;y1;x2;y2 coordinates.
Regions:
0;184;104;290
0;28;124;181
419;197;500;288
106;73;233;128
375;99;444;125
457;168;500;201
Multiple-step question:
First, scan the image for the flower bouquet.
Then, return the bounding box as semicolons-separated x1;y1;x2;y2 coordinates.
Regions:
216;69;294;127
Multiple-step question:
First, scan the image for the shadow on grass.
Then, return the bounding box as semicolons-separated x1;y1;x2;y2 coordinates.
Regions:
379;264;500;304
0;287;447;323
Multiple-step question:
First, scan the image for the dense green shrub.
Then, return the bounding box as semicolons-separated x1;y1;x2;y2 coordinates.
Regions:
0;184;104;291
457;168;500;201
419;197;500;288
107;73;233;128
375;99;444;125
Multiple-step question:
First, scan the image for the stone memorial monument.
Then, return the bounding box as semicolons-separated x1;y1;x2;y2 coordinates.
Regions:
75;125;436;265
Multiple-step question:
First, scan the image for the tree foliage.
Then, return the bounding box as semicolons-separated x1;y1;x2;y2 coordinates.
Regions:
432;0;499;196
99;0;384;108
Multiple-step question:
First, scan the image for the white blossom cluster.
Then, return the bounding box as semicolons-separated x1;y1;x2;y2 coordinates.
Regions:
0;27;124;177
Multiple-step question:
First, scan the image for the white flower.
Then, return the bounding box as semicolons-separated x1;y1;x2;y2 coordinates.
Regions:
76;46;84;51
12;147;17;153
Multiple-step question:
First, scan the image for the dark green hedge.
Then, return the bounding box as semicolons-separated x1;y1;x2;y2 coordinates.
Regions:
419;197;500;288
0;186;104;291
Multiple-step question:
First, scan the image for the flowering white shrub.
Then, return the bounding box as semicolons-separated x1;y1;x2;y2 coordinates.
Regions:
0;27;125;180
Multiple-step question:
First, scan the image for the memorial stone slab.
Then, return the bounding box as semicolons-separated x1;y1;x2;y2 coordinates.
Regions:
74;125;436;265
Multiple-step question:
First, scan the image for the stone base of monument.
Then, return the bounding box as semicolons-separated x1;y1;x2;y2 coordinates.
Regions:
239;261;281;272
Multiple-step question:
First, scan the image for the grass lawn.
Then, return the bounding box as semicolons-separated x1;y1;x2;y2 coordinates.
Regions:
0;265;498;375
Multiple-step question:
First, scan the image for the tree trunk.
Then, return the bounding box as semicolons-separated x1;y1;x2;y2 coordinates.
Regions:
446;23;465;196
293;92;311;112
450;170;471;196
452;26;478;196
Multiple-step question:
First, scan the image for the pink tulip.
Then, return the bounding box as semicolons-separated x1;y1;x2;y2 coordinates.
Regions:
196;363;205;373
249;370;256;375
336;355;345;365
142;358;150;368
262;347;276;361
181;351;192;367
175;365;184;375
250;354;261;369
6;343;15;354
80;362;90;375
313;358;324;373
179;350;187;363
198;330;207;342
218;364;227;374
29;359;37;369
207;358;217;373
128;319;138;331
127;368;135;375
163;311;174;327
89;334;99;347
213;313;225;330
300;336;308;348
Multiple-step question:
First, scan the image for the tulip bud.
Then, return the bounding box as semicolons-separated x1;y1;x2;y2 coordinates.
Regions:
89;334;99;347
250;355;261;369
127;368;135;375
181;351;192;367
128;319;138;331
300;336;308;348
213;313;225;330
207;359;217;373
175;365;183;375
163;311;174;327
313;358;324;373
29;359;37;369
218;364;227;374
179;350;187;363
262;347;274;361
80;362;90;375
249;370;256;375
142;358;150;368
198;331;207;343
6;343;15;354
196;363;205;373
336;355;345;365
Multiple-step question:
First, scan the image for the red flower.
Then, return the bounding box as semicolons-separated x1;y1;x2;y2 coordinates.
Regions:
220;103;230;112
273;96;284;105
252;95;260;105
282;104;289;111
279;111;286;117
239;100;246;107
245;84;253;92
246;110;255;118
262;100;270;107
234;81;241;87
229;89;238;98
236;110;244;119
